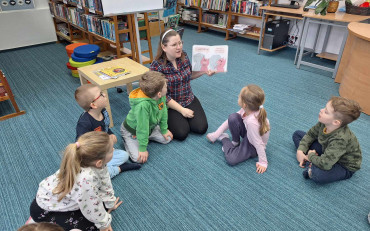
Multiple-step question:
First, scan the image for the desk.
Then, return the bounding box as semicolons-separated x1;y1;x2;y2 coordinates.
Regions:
78;58;149;127
258;6;304;54
296;11;370;78
335;22;370;115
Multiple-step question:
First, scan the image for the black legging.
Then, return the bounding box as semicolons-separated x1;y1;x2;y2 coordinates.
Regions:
167;96;208;141
30;199;98;230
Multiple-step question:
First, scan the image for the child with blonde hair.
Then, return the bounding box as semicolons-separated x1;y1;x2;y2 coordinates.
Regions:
207;84;270;173
28;131;122;231
75;84;140;178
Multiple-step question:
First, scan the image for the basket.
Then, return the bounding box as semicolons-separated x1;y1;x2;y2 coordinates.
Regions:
345;2;370;15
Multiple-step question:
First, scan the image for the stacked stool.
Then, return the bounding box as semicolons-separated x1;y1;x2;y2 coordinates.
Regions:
66;43;87;77
67;44;103;78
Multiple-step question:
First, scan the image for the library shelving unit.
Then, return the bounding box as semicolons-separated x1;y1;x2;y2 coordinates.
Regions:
48;0;153;64
177;0;274;41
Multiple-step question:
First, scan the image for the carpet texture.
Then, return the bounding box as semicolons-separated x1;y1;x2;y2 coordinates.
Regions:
0;25;369;231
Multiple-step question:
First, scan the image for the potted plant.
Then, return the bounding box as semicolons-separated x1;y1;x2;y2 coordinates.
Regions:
304;0;341;15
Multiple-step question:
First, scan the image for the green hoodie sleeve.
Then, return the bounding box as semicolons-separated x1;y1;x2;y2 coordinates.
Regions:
159;97;168;134
135;103;150;152
298;122;321;153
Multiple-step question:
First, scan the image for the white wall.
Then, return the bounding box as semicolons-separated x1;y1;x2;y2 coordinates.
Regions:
0;0;57;51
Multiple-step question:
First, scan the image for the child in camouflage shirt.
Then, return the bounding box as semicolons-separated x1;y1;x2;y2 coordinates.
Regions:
292;96;362;184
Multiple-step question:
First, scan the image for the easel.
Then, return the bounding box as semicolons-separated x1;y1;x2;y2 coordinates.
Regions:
100;0;164;64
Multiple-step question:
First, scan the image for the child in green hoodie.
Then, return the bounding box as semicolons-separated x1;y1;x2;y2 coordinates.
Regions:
120;71;173;163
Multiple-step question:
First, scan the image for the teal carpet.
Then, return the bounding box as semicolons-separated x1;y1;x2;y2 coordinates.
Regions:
1;25;369;231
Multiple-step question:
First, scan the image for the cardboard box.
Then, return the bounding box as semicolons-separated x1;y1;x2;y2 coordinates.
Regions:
149;20;165;37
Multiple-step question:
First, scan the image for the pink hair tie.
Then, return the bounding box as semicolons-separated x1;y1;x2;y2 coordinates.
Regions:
75;142;80;148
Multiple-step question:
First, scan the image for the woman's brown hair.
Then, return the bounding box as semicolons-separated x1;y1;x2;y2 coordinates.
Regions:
154;28;185;65
240;85;270;136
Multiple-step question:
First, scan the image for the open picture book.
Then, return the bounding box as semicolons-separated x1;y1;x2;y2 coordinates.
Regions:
192;45;228;72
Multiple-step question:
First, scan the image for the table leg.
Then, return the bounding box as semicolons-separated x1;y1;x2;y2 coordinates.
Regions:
257;10;266;55
126;82;133;94
297;17;310;69
294;17;306;65
311;23;322;57
319;23;332;57
103;89;114;128
79;74;89;85
333;27;348;79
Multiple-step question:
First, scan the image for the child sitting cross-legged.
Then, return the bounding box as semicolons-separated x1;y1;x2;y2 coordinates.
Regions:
28;131;123;231
207;84;270;173
293;96;362;184
75;84;141;178
120;71;173;163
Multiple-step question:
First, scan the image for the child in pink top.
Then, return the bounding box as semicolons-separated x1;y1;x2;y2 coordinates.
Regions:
207;85;270;173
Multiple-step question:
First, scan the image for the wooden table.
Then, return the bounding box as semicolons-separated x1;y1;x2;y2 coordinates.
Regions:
335;22;370;115
78;58;149;127
296;10;370;78
257;6;304;54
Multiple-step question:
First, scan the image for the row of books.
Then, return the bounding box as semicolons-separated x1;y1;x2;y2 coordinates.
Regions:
54;0;103;12
85;15;129;42
200;0;230;11
178;0;202;7
50;3;129;42
179;0;264;17
202;13;228;28
231;0;262;16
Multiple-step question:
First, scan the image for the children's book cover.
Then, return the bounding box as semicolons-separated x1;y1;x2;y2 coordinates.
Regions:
95;66;130;80
192;45;228;72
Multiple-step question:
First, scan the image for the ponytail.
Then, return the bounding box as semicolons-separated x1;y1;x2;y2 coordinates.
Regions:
257;108;270;136
53;143;81;201
52;131;111;201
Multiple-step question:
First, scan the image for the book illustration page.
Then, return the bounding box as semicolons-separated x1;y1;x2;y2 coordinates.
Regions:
193;53;204;71
192;45;228;72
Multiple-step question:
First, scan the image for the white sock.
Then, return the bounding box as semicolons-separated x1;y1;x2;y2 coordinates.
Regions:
217;133;229;141
232;141;240;146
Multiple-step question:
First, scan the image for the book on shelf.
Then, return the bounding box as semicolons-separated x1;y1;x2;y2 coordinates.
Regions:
192;45;228;72
94;66;131;80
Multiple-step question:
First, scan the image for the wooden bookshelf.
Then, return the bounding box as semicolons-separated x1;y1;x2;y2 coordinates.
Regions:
49;0;153;63
177;1;267;41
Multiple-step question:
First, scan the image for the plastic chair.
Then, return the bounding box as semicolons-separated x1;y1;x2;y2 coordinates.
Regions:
0;70;26;121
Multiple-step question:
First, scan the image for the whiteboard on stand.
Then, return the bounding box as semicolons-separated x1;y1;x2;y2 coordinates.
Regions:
101;0;163;15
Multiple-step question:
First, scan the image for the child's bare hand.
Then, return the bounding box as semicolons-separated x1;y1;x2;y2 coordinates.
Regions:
138;151;149;163
181;108;194;118
108;197;123;214
162;130;173;141
206;70;216;76
296;150;308;168
308;150;318;156
100;225;113;231
256;163;267;174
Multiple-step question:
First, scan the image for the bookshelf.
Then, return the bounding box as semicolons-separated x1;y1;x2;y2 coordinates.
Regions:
177;0;275;41
48;0;153;64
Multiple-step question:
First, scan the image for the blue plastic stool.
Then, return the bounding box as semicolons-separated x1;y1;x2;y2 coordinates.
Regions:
71;53;96;62
73;44;100;58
